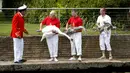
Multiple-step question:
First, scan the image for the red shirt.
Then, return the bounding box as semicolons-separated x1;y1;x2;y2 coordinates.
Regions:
10;12;26;38
67;16;83;27
41;16;60;28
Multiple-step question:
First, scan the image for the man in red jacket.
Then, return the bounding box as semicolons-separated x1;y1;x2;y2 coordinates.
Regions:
10;4;29;63
66;9;83;62
39;10;60;62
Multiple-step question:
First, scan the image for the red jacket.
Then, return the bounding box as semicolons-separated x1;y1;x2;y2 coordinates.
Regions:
10;12;26;38
67;16;83;32
41;16;60;28
67;16;83;27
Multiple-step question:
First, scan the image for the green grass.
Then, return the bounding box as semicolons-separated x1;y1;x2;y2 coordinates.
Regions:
0;22;130;36
0;22;40;36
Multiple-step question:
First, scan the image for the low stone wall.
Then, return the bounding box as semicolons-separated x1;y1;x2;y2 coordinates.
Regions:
0;35;130;61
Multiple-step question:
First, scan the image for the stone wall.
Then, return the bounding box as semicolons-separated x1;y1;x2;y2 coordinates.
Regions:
0;35;130;61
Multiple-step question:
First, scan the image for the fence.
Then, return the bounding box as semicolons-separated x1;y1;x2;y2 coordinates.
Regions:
0;8;130;29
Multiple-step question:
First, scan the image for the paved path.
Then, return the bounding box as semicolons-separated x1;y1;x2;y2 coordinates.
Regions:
0;58;130;72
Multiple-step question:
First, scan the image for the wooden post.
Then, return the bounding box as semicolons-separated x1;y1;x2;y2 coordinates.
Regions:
0;0;2;12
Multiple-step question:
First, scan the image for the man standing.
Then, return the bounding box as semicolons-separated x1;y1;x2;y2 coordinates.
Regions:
96;8;113;60
10;4;29;63
66;9;83;61
39;10;60;62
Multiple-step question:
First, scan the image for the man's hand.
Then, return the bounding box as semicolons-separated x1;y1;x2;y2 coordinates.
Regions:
75;28;82;32
24;29;29;35
24;30;29;35
16;34;21;39
65;28;68;31
96;23;100;27
15;31;21;39
39;28;42;32
17;36;21;39
36;30;41;32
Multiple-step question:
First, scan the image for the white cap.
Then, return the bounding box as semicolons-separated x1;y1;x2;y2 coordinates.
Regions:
18;4;27;11
50;10;56;15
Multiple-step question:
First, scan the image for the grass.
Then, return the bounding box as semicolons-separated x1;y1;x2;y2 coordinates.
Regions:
0;22;40;36
0;22;130;36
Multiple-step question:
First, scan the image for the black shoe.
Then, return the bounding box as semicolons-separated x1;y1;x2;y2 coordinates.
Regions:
14;61;22;63
19;59;27;63
14;61;19;63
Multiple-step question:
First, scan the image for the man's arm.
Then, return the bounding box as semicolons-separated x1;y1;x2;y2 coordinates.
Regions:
66;18;72;30
39;23;43;31
66;23;69;30
96;16;101;28
39;17;47;31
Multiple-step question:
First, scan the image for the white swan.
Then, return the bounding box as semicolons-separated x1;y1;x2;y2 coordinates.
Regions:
40;25;72;42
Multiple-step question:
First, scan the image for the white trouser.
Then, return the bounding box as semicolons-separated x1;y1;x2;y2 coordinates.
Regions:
70;32;82;56
46;34;58;58
13;38;24;62
99;30;112;51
